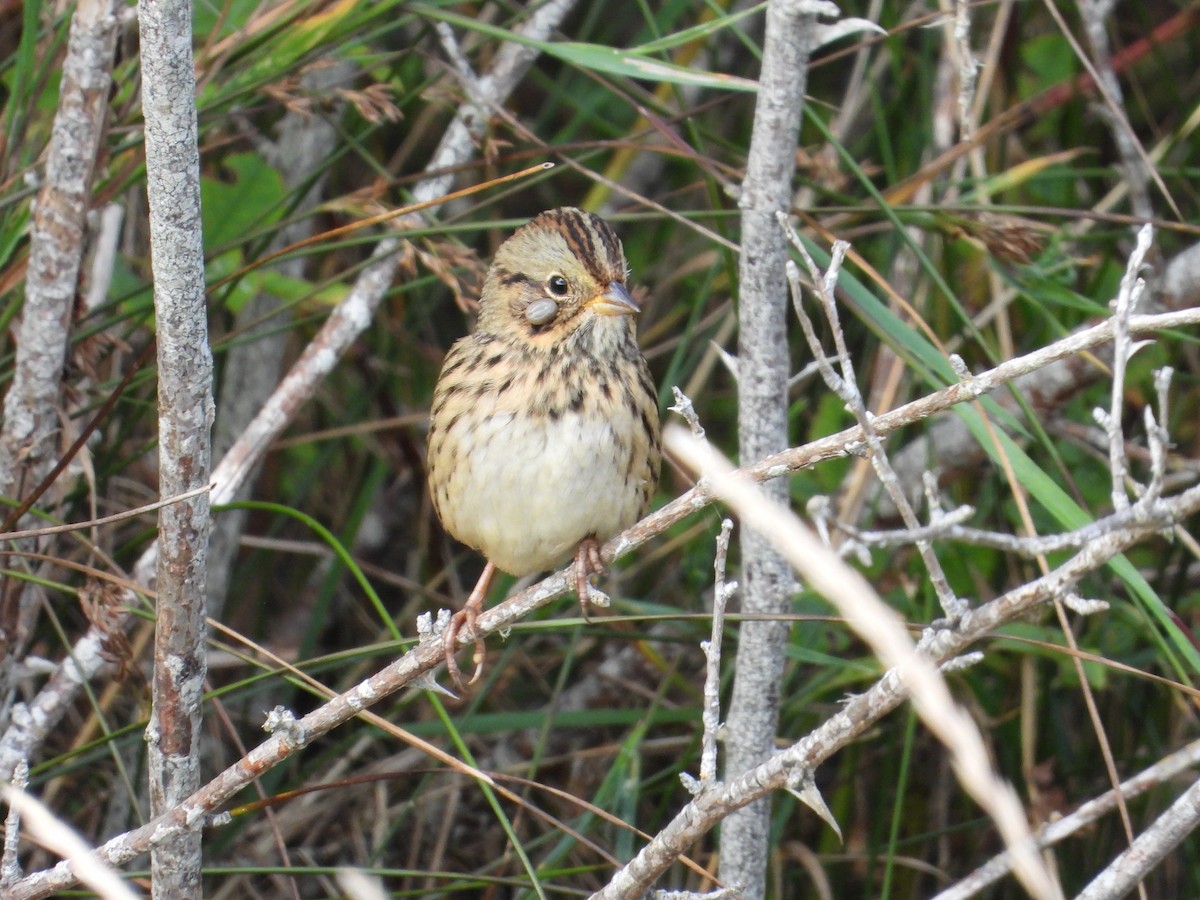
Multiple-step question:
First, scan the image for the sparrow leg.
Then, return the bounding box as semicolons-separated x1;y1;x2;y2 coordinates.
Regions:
445;560;495;688
575;538;606;620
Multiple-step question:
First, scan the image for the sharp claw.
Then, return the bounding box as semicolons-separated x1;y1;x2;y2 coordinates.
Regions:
445;561;496;691
444;611;468;690
468;633;486;684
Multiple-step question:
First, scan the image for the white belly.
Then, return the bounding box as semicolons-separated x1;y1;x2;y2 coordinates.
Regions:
437;409;645;575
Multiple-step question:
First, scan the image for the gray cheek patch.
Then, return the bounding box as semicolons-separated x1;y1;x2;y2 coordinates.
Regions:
525;298;559;326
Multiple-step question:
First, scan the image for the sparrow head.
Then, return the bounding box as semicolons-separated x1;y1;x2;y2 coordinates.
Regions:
477;207;639;344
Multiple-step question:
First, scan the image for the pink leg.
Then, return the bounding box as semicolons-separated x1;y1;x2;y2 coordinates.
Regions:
444;560;495;688
574;538;606;620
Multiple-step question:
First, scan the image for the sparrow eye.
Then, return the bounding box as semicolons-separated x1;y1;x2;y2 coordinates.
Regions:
525;298;559;326
547;274;570;296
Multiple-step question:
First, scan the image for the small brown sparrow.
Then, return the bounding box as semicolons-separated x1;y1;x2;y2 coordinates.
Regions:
427;208;661;685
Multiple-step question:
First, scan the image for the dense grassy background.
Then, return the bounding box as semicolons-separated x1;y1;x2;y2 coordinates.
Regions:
2;0;1200;896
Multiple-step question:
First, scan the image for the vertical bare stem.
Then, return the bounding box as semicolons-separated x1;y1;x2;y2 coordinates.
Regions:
139;0;213;896
0;0;119;660
1075;0;1154;221
700;519;735;784
723;1;822;893
0;759;28;887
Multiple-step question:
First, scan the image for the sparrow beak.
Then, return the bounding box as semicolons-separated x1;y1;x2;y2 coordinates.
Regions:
588;281;640;317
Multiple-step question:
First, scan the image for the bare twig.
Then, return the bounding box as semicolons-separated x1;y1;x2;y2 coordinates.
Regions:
0;0;119;499
1076;773;1200;900
934;738;1200;899
952;0;978;140
725;2;829;890
139;0;213;893
1102;224;1153;512
669;387;706;441
700;520;734;785
2;787;139;900
837;507;1152;556
0;0;120;667
783;224;965;619
0;485;212;543
1144;367;1173;507
1074;0;1155;220
0;760;27;887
